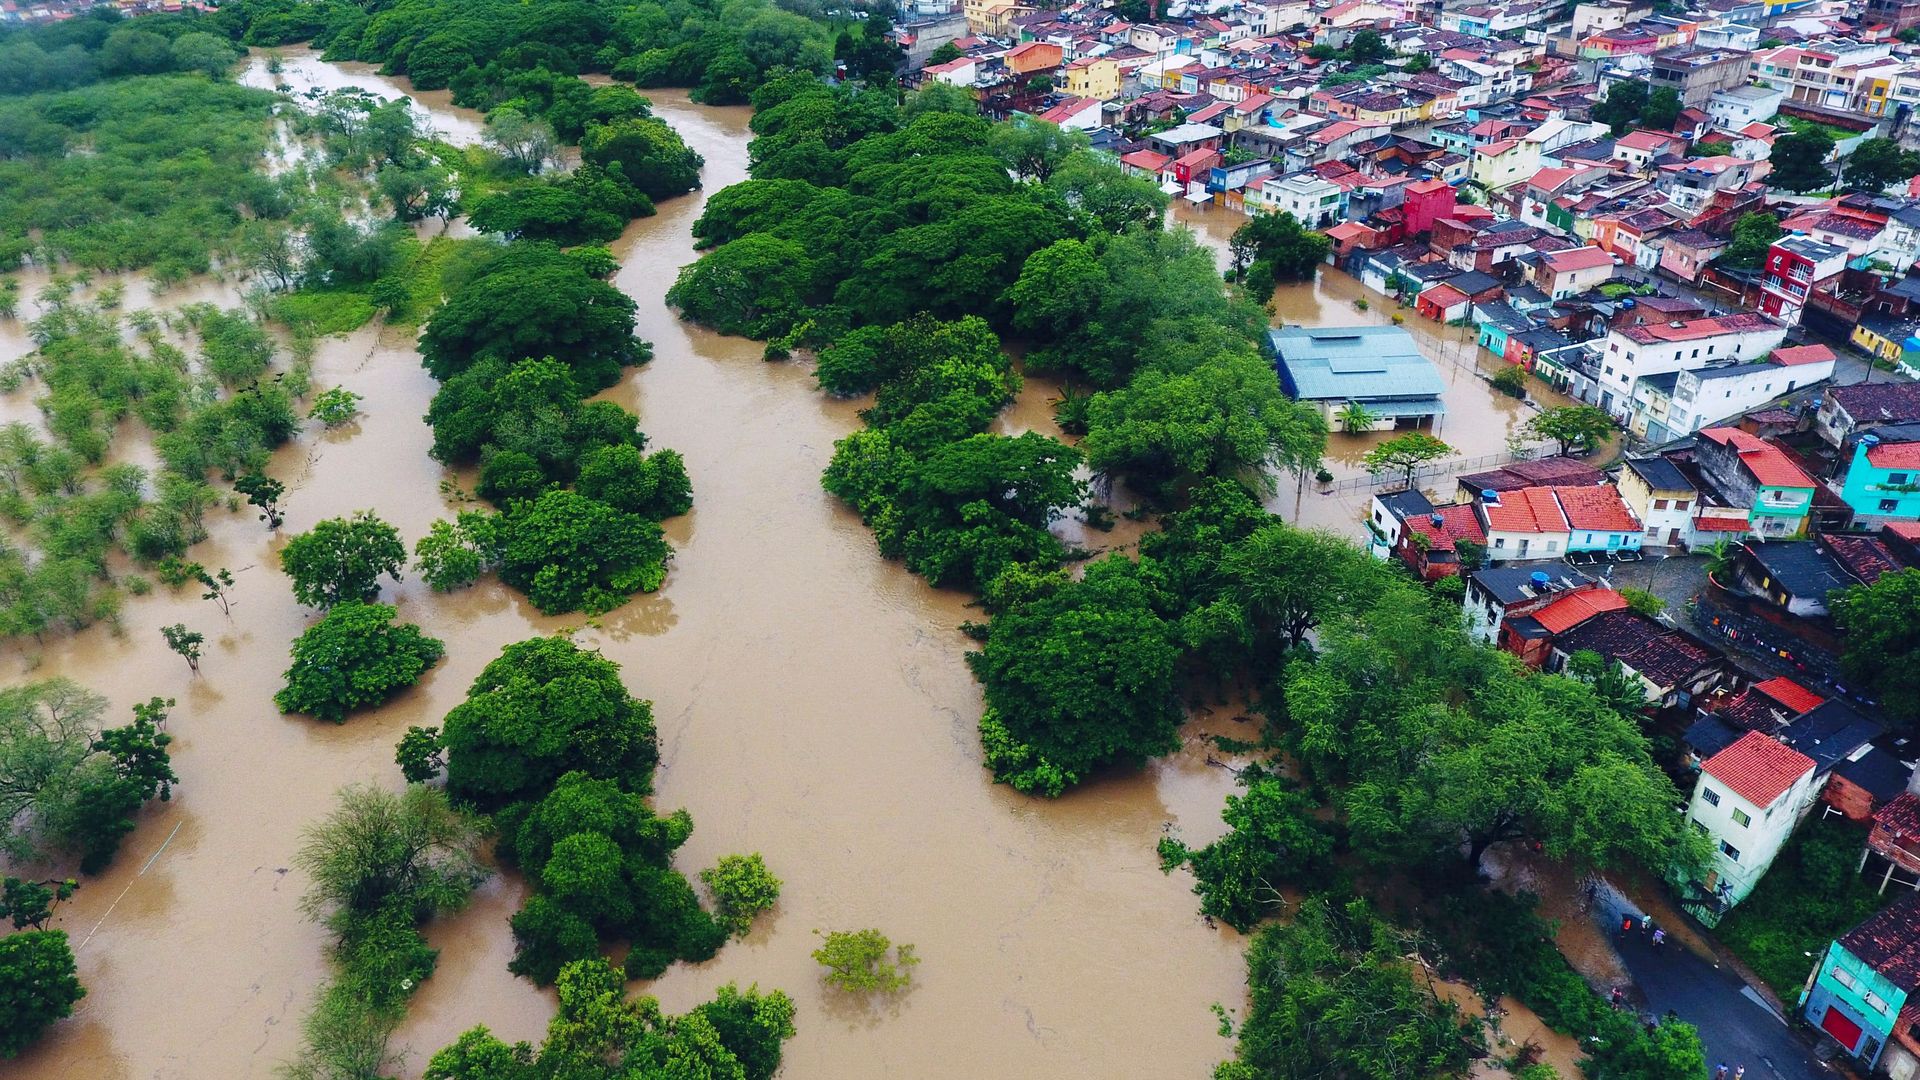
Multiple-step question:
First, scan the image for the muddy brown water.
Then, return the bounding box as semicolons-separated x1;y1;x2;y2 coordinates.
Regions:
3;71;1251;1079
1171;201;1586;537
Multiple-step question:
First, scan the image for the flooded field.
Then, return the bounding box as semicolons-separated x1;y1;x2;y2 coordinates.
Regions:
5;59;1250;1080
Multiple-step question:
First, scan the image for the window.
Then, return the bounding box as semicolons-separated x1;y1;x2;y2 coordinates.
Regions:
1604;364;1614;376
1701;787;1721;806
1692;348;1700;358
1654;498;1669;510
1891;473;1910;485
1494;538;1506;548
1882;500;1900;513
1691;819;1709;835
1546;540;1558;551
1732;808;1751;827
1832;966;1859;991
1721;840;1741;861
1675;500;1689;511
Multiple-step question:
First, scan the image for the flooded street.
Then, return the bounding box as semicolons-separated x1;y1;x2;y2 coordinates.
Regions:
4;65;1248;1080
1172;202;1582;537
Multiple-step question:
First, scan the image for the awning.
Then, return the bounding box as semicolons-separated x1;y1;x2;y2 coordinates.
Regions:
1183;190;1212;204
1160;181;1183;195
1354;398;1447;418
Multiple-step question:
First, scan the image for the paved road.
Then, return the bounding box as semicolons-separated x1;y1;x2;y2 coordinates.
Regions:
1608;916;1834;1080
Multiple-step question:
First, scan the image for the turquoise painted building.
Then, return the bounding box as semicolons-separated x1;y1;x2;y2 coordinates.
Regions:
1841;433;1920;524
1803;894;1920;1072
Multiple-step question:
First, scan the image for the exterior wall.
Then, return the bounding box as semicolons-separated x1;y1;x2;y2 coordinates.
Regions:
1805;941;1905;1069
1841;442;1920;524
1618;468;1696;547
1750;484;1814;538
1064;59;1121;100
1483;527;1569;561
1685;764;1815;913
1565;527;1643;553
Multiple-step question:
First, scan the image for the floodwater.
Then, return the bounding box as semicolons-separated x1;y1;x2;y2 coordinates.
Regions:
239;46;489;146
4;68;1250;1080
1172;201;1584;538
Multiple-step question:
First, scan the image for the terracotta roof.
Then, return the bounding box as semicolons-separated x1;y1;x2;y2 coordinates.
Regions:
1533;587;1628;634
1544;246;1615;273
1752;677;1825;716
1552;485;1640;532
1422;282;1470;308
1324;220;1376;241
1825;534;1900;585
1868;441;1920;469
1120;149;1171;170
1692;514;1751;532
1877;791;1920;840
1838;892;1920;990
1771;343;1835;366
1556;608;1718;688
1481;486;1569;534
1617;130;1677;152
1700;427;1815;489
1479;137;1520;157
1404;502;1486;553
1702;730;1814;808
1617;312;1776;344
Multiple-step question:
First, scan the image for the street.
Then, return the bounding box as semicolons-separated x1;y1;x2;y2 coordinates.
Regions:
1605;906;1834;1080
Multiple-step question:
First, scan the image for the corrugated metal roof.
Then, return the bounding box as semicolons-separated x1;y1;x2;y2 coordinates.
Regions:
1270;326;1447;403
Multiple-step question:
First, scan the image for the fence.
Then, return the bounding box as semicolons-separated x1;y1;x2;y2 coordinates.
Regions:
1318;448;1540;496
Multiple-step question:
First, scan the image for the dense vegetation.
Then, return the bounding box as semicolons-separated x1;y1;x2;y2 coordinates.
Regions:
412;240;691;615
407;637;758;987
0;8;264;276
0;680;176;1058
1719;817;1887;997
276;601;445;722
222;0;874;109
284;783;486;1079
424;959;796;1079
1834;566;1920;729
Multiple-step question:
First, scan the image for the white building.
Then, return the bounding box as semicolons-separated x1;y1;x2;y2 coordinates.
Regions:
1708;84;1783;132
1684;730;1818;918
1628;348;1836;443
1589;313;1788;422
1259;172;1344;228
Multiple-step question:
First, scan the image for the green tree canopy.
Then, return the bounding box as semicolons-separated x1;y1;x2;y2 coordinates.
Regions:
0;930;85;1059
275;602;446;723
419;241;644;392
279;511;407;608
969;558;1183;796
1523;404;1615;456
1770;129;1836;193
441;637;660;809
1834;567;1920;727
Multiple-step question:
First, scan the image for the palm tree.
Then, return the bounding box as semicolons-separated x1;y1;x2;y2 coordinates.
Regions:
1335;401;1380;434
1702;537;1736;585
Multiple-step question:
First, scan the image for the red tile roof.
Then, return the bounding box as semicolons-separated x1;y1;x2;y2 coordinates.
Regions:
1404;502;1487;553
1692;515;1751;532
1481;486;1569;534
1771;343;1836;366
1868;441;1920;469
1534;587;1628;634
1752;677;1825;716
1120;149;1171;171
1543;246;1615;273
1552;485;1641;532
1422;282;1470;308
1617;130;1678;152
1700;427;1815;490
1703;730;1814;808
1618;312;1777;344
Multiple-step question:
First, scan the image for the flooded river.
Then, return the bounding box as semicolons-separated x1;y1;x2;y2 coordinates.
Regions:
5;59;1249;1079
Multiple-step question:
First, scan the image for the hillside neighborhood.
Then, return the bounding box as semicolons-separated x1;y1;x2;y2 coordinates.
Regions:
895;0;1920;1073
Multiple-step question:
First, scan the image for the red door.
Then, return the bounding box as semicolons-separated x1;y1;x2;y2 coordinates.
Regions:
1821;1004;1864;1050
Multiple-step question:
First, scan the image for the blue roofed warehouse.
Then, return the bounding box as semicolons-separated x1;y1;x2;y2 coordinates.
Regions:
1269;325;1447;431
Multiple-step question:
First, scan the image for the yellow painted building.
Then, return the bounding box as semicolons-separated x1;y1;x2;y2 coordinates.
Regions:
1855;320;1907;362
1064;57;1121;101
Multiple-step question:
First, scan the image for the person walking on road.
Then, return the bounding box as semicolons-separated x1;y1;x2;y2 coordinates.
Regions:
1713;1065;1728;1080
1733;1067;1745;1080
